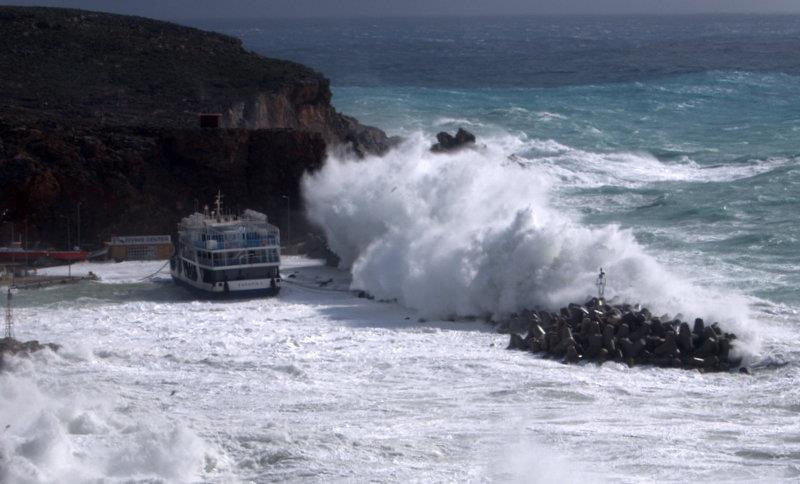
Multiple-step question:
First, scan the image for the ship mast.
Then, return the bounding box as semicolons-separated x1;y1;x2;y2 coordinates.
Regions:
214;190;223;221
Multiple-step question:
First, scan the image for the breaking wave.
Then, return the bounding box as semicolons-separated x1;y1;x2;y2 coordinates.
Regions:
303;132;758;346
0;355;227;483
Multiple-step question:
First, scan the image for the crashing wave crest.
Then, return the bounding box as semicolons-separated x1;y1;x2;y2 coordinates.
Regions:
303;132;758;347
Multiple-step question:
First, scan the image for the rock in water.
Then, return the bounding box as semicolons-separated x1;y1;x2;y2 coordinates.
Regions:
0;337;60;370
431;128;477;152
507;333;527;350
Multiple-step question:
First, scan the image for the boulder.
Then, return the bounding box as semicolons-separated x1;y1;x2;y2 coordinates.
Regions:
678;322;693;354
507;333;527;350
564;345;580;363
430;128;477;153
693;318;705;336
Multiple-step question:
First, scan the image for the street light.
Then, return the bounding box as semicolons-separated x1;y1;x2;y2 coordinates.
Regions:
76;202;81;250
281;195;290;248
58;214;72;276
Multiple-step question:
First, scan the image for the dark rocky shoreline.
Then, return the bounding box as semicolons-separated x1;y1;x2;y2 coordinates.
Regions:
0;337;60;370
502;298;746;373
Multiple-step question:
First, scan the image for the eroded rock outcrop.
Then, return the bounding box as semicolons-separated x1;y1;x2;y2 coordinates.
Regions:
431;128;477;153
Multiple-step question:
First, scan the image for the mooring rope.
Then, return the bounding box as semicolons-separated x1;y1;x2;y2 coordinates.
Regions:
139;260;171;281
281;277;354;294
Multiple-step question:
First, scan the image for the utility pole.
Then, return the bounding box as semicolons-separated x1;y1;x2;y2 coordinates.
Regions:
4;286;13;339
281;195;291;247
76;202;81;249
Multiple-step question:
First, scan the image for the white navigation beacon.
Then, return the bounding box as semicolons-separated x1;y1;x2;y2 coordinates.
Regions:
596;267;606;302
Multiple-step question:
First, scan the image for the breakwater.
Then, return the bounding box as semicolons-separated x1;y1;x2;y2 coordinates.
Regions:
503;298;744;372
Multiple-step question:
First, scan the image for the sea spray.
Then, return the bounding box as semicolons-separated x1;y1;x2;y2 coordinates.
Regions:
303;132;758;349
0;354;226;483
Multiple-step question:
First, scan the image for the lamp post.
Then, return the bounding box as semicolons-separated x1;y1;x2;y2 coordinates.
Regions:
66;216;71;277
58;214;71;276
76;202;81;250
281;195;290;248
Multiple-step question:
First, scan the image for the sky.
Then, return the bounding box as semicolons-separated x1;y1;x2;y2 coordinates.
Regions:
3;0;800;19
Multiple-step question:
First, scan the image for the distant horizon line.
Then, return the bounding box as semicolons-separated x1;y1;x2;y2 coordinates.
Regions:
175;12;800;22
3;6;799;22
3;6;800;24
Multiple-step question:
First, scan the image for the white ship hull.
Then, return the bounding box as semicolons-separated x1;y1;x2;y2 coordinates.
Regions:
170;264;280;297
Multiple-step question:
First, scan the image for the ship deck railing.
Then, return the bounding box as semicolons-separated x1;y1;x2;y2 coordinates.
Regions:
195;249;279;267
191;238;278;250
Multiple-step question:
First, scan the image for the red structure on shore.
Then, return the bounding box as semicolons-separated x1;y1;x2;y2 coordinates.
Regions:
0;242;88;264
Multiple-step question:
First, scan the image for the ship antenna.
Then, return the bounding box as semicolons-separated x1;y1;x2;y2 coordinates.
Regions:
215;190;223;222
596;267;606;303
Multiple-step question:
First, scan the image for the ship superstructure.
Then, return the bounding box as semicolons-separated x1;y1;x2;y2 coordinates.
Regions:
170;193;280;297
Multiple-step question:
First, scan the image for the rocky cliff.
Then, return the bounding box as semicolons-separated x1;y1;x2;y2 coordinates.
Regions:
0;7;391;250
0;6;389;155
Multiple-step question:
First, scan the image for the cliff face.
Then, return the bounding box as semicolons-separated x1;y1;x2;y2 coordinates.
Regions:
225;82;390;157
0;122;325;247
0;6;392;250
0;6;390;155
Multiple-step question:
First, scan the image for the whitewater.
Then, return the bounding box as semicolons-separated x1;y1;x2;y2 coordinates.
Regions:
2;253;798;483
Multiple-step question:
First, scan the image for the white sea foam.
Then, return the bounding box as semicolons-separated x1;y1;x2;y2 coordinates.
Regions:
37;260;170;284
304;132;758;347
517;142;791;189
0;355;225;483
4;258;795;482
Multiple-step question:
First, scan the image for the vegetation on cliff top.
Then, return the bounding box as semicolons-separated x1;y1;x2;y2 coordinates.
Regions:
0;6;328;127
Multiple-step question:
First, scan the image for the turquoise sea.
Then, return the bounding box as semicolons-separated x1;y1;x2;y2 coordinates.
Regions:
205;15;800;321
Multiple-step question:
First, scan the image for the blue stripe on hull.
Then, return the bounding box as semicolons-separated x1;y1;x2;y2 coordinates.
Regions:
171;275;280;299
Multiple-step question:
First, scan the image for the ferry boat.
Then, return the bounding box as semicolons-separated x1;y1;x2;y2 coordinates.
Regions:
170;193;281;297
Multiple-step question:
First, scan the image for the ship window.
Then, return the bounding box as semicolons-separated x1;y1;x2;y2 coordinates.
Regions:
219;267;275;281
